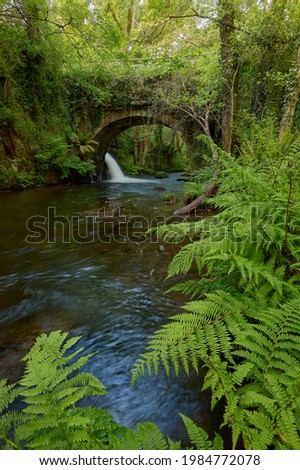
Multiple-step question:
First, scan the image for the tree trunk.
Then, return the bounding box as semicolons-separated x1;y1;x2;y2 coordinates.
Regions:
125;0;136;52
141;127;150;167
173;110;219;216
219;0;238;153
279;45;300;140
127;0;136;36
173;1;238;216
133;127;138;164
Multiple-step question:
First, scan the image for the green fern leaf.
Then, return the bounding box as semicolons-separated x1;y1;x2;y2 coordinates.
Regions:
180;414;223;450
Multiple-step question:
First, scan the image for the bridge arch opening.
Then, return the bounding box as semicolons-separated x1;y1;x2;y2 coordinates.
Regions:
92;110;195;178
107;124;188;177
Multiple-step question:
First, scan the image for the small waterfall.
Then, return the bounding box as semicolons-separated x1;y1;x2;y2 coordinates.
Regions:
104;153;153;183
104;153;126;181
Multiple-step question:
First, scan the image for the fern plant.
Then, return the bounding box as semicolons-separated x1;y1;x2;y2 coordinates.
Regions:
180;414;224;450
35;136;96;180
132;131;300;450
0;331;189;450
0;331;118;449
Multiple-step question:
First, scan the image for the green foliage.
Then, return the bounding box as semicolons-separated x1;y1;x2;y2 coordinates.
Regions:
1;0;300;452
0;164;38;189
237;0;300;118
109;124;188;175
180;414;224;450
181;166;215;203
0;330;212;450
0;165;16;184
35;136;96;179
2;0;299;187
110;422;180;451
0;332;144;449
188;167;215;187
0;107;19;128
0;331;113;449
15;171;37;189
183;181;204;203
132;129;300;450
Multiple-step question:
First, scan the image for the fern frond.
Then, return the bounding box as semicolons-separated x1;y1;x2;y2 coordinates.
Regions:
165;280;207;299
131;290;253;385
111;422;169;450
180;414;224;450
0;380;18;413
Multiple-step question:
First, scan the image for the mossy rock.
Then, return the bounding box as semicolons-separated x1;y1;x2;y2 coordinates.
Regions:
163;193;180;204
153;185;166;191
154;171;168;178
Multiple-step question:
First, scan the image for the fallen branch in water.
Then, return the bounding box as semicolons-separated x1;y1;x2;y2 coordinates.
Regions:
173;169;218;216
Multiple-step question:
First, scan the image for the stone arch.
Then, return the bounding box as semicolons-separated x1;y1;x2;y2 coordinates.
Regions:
92;109;200;178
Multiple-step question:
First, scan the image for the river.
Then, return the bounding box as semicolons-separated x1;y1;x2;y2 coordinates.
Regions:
0;172;217;443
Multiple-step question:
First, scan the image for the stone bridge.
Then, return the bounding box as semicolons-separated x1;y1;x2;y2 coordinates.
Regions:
85;76;206;178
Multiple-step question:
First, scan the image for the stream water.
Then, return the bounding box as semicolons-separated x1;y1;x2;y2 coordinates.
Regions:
0;168;217;442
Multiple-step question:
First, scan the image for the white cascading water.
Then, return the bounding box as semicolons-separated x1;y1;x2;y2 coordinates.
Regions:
104;153;126;181
104;153;153;183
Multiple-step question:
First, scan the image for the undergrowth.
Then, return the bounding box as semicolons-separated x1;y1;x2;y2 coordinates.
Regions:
0;331;210;450
132;130;300;450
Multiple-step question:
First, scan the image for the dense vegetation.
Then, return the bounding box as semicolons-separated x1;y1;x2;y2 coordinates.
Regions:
0;330;221;450
0;0;300;451
133;129;300;450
